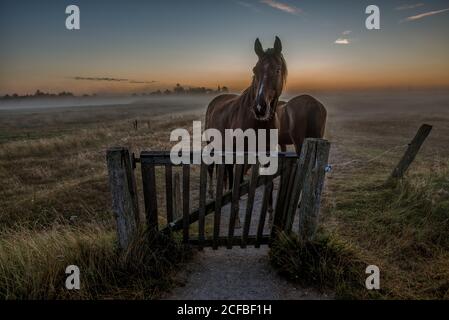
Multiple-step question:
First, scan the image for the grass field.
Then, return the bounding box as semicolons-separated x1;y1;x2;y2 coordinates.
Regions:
0;91;448;299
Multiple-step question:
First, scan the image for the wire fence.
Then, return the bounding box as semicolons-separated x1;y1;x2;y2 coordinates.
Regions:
325;144;409;173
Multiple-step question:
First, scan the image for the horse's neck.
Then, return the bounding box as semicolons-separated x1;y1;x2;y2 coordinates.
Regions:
233;81;257;121
240;81;257;108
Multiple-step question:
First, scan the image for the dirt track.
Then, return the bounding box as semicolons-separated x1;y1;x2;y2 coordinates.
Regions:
165;184;331;300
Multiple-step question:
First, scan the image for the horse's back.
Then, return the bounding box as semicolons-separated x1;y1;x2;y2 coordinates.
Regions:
277;95;327;150
287;94;326;116
286;94;327;138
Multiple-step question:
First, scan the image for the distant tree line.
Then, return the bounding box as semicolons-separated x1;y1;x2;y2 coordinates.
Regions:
131;84;229;97
1;90;97;100
2;84;230;100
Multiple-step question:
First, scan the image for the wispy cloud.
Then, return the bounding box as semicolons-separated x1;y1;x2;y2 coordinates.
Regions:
334;38;350;45
334;30;352;45
260;0;302;15
235;1;260;12
400;7;449;22
129;80;158;84
72;77;157;84
396;3;424;11
73;77;128;82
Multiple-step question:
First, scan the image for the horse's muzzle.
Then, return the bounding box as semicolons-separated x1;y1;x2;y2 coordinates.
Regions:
254;98;276;122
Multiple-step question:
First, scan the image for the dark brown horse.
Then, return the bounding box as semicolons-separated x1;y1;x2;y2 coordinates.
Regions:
205;37;287;226
277;95;327;153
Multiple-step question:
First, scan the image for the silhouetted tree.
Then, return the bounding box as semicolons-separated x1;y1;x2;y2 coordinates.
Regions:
174;83;185;95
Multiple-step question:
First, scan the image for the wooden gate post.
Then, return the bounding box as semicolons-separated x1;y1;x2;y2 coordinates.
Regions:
298;139;330;241
284;139;316;233
390;124;432;180
107;147;140;250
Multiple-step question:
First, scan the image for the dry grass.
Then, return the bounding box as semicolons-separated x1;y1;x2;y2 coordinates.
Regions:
1;92;448;299
0;224;190;299
270;231;377;299
0;99;206;299
271;156;449;299
269;91;449;300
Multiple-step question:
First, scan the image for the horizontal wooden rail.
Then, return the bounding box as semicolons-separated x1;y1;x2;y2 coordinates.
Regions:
188;236;270;248
139;151;299;165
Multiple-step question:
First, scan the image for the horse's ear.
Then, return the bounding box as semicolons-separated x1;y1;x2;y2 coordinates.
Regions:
254;38;264;58
274;36;282;54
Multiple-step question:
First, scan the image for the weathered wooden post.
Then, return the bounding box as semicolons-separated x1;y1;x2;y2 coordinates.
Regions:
106;147;140;250
284;139;316;233
298;139;330;241
390;124;432;180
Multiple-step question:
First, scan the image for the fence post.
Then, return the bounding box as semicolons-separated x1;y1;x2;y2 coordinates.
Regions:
390;124;432;180
106;147;140;250
298;139;330;241
284;139;315;233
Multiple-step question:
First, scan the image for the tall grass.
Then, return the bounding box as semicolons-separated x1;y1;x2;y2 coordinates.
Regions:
0;225;190;299
270;162;449;299
270;232;377;299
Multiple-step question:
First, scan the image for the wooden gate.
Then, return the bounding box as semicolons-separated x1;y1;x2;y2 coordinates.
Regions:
107;138;330;250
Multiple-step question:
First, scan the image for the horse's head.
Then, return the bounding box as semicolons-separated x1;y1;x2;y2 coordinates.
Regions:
252;36;287;121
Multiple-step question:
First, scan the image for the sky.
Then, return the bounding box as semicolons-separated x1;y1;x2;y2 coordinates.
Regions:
0;0;449;95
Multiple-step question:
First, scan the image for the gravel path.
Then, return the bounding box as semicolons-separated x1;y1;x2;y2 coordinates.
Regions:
165;247;328;300
164;178;332;300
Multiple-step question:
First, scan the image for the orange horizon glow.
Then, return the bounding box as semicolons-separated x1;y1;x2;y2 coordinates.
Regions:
2;1;449;96
2;69;449;96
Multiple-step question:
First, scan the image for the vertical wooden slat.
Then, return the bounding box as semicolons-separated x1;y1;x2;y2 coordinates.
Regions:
141;162;158;231
173;172;181;220
198;163;208;249
106;148;139;250
271;158;294;238
213;164;225;250
280;158;298;230
241;163;259;248
255;176;273;248
227;164;244;249
165;164;173;224
182;164;190;243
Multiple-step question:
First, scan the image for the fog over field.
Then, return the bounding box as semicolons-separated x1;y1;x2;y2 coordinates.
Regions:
1;89;448;299
0;95;214;111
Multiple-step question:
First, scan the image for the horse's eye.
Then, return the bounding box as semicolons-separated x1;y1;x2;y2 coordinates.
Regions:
276;68;281;74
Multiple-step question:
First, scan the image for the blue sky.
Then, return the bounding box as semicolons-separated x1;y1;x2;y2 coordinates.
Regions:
1;0;448;94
